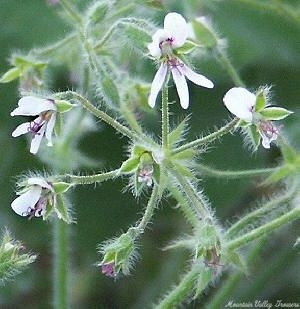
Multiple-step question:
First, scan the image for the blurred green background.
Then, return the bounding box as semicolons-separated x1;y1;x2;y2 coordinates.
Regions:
0;0;299;308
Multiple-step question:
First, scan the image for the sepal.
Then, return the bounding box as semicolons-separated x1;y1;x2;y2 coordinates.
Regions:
260;107;293;120
0;67;21;83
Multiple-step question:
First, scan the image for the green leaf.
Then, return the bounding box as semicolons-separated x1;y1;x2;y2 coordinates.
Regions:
55;194;72;224
53;182;73;194
120;157;140;173
132;145;147;157
260;107;293;120
248;126;261;151
88;2;109;25
0;67;21;83
175;40;197;55
264;165;295;184
172;162;194;178
280;142;299;163
194;266;213;299
226;250;248;274
172;149;196;161
169;117;189;147
123;23;152;53
255;90;267;112
192;19;218;49
55;99;76;113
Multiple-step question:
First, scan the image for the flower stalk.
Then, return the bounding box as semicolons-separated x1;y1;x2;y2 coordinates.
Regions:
161;81;170;149
172;117;239;155
56;91;137;140
226;208;300;251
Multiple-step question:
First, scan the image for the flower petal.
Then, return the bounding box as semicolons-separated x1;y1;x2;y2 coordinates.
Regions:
148;63;168;108
172;67;189;109
148;29;169;58
28;177;52;190
164;12;188;48
30;124;46;154
11;186;42;216
182;65;214;88
12;122;31;137
45;113;56;146
11;96;56;116
223;87;255;122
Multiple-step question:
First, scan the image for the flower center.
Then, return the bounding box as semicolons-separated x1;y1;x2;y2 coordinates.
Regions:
159;37;175;56
259;120;279;138
25;196;47;219
28;111;53;135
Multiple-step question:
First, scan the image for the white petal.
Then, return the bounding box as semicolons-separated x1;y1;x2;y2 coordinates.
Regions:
164;12;188;48
11;186;42;216
11;96;56;116
30;125;46;154
223;87;255;122
148;63;168;108
172;67;189;109
182;65;214;88
148;29;168;58
45;113;56;146
28;177;52;190
12;122;31;137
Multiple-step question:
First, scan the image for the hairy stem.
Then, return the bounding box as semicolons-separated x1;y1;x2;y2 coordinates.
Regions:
137;185;159;231
215;49;245;87
53;220;68;309
161;82;169;149
65;169;119;185
168;185;200;228
172;118;239;155
197;163;276;179
56;91;136;140
172;168;212;221
227;185;297;238
226;208;300;250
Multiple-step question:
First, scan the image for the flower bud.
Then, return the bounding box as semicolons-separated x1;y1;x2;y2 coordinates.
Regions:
98;229;138;278
0;231;36;285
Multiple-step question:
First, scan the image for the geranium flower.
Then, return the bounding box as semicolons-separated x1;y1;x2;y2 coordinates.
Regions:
11;96;57;154
223;87;292;149
11;177;55;219
148;12;214;109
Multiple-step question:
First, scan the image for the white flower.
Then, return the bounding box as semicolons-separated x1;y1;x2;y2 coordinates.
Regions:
11;96;57;154
223;87;279;149
223;87;256;122
148;12;214;109
11;177;54;218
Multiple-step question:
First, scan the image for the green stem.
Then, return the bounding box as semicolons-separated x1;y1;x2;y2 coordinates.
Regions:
231;0;300;25
227;185;297;238
65;169;119;185
60;0;83;26
137;185;159;231
168;185;200;228
33;33;78;57
161;81;169;149
53;220;68;309
226;208;300;250
215;49;245;87
56;91;136;140
172;118;239;155
197;163;276;179
156;264;210;309
172;168;212;221
206;238;267;309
